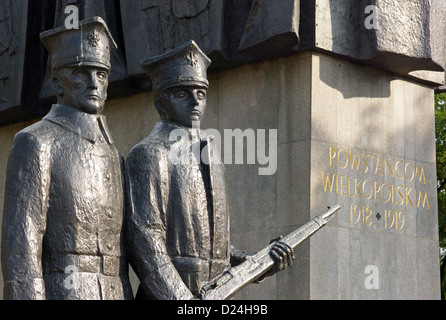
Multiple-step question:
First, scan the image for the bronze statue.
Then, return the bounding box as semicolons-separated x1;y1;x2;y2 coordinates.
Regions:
125;40;294;300
1;17;133;300
40;0;127;101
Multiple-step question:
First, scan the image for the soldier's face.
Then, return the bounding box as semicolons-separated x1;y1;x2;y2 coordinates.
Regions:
158;86;207;128
55;66;109;114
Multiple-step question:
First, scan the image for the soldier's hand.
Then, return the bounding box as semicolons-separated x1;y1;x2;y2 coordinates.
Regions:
251;236;295;283
267;236;295;275
255;237;294;281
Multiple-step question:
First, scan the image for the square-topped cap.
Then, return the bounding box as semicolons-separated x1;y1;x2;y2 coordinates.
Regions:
140;40;211;95
40;16;117;71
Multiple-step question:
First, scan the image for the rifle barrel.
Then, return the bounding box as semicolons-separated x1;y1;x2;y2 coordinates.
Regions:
199;205;341;300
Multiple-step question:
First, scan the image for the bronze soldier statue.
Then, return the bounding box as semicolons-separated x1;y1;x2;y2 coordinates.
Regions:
125;40;294;300
1;17;133;300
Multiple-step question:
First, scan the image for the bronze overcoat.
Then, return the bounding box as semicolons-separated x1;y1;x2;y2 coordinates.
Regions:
1;104;133;300
125;120;231;299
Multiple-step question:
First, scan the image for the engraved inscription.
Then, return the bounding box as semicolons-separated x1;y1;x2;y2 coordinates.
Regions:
320;146;431;231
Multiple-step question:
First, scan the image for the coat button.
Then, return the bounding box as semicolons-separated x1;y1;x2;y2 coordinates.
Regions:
107;210;113;218
99;136;104;143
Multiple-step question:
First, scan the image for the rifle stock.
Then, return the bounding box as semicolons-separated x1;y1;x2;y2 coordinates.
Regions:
198;205;341;300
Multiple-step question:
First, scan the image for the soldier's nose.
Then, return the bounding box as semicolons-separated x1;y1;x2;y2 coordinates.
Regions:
87;72;100;89
190;92;200;105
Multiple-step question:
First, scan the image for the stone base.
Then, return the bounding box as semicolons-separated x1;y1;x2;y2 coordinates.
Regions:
203;51;440;299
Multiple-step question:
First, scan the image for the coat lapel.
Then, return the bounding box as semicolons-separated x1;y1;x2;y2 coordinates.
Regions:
43;104;114;145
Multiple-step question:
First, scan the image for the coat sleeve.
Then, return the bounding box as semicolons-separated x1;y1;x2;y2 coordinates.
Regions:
125;145;193;300
1;132;50;300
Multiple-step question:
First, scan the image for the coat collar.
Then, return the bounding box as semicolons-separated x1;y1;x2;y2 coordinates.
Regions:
43;104;114;144
152;121;220;166
154;120;204;143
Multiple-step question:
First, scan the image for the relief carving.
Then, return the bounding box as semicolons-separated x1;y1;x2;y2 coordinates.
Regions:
0;0;17;104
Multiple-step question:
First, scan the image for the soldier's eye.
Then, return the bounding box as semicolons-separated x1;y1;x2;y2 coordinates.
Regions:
197;90;206;99
73;69;86;76
97;71;107;80
70;69;88;82
173;90;187;99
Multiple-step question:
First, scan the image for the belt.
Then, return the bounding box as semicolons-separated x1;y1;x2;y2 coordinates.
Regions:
43;254;128;276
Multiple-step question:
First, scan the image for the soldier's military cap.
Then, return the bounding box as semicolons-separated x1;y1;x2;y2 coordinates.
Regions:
40;16;117;71
140;40;211;95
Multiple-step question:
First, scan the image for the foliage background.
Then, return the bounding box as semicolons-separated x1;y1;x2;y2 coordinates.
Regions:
435;92;446;299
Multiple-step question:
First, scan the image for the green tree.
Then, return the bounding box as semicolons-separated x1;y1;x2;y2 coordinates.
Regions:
435;92;446;299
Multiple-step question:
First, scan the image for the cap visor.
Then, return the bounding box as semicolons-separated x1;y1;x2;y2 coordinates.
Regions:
56;61;110;71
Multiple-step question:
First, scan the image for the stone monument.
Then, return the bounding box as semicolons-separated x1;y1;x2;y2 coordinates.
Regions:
0;0;443;300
